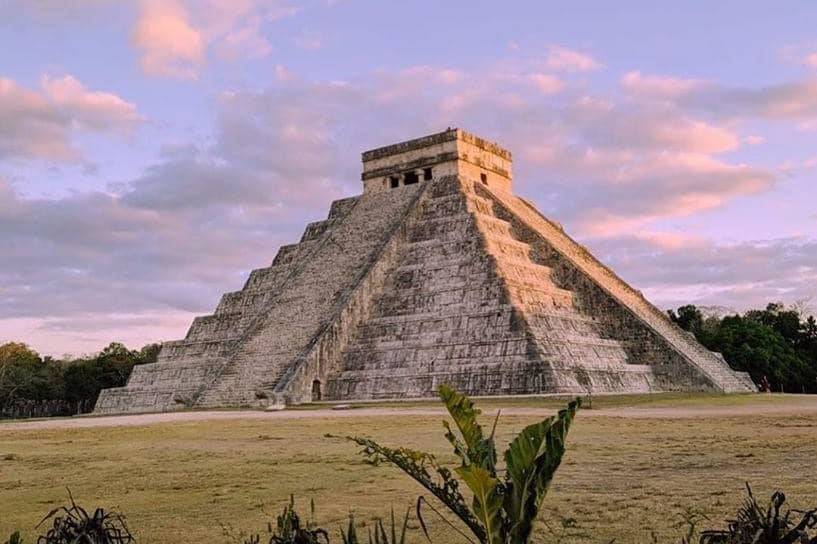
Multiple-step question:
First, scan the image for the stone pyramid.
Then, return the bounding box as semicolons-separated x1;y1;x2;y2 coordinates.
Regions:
95;129;755;414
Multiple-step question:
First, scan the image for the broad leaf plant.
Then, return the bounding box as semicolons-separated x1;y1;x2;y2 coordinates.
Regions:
344;385;580;544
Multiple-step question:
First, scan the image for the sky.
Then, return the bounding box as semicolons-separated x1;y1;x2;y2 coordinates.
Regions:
1;0;816;357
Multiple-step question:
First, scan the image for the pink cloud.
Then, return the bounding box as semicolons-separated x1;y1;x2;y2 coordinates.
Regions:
132;0;204;79
0;313;196;358
633;231;708;250
545;45;601;72
621;71;705;98
215;16;273;60
640;117;739;154
0;77;77;160
41;74;141;129
805;52;817;68
573;152;773;237
0;75;140;161
529;73;565;95
131;0;300;78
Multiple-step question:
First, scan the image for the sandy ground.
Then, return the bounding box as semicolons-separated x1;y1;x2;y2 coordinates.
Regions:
3;396;817;431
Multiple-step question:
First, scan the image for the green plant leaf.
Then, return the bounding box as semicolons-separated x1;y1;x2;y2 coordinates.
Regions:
438;384;497;474
456;465;505;544
503;398;580;544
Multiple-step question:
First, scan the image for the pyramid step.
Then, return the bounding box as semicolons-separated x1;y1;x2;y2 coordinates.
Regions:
364;304;516;326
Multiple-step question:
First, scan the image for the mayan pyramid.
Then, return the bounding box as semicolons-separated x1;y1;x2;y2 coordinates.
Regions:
95;129;755;414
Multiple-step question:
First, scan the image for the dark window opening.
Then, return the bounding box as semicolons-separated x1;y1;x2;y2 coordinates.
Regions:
423;167;433;180
389;176;400;189
480;172;488;184
311;379;322;401
404;171;419;185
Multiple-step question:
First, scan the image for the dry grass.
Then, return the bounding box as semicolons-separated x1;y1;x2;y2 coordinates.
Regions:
1;394;815;543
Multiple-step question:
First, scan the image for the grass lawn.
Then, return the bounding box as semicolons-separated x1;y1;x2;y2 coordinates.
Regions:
1;393;815;543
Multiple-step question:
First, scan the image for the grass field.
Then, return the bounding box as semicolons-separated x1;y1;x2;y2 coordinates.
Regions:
1;393;816;543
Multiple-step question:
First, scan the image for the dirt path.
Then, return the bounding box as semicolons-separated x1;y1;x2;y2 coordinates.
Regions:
3;396;817;431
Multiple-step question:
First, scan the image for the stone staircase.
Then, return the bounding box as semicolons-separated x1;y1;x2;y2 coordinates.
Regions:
464;183;658;393
325;176;653;399
94;196;364;414
476;183;756;393
193;184;427;408
326;177;537;399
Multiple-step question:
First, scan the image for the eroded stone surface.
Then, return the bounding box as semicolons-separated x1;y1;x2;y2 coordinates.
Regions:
95;129;754;414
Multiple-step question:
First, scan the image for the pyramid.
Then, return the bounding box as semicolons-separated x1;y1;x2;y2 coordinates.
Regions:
95;129;755;414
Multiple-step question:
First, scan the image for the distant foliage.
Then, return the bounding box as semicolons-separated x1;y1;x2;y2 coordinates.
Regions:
0;341;160;418
340;385;581;544
669;302;817;393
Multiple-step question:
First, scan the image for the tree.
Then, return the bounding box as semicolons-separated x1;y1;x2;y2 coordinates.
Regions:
668;304;705;334
62;342;144;405
745;302;803;345
703;316;816;393
0;343;58;407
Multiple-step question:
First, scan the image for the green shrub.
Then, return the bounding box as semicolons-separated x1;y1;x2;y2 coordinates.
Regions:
340;385;580;544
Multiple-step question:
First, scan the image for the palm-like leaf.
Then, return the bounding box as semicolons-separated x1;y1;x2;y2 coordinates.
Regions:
439;384;497;473
503;399;580;544
457;465;505;544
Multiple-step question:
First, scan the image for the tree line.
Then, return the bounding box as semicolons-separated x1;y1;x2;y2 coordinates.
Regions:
668;302;817;393
0;341;159;418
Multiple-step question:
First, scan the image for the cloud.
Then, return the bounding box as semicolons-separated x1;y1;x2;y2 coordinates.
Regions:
529;73;565;95
132;0;204;79
805;52;817;68
0;313;196;357
566;152;774;237
131;0;299;78
621;69;817;126
40;75;141;129
545;45;601;72
5;57;810;354
689;80;817;120
0;75;140;161
590;234;817;312
0;78;361;341
621;71;705;98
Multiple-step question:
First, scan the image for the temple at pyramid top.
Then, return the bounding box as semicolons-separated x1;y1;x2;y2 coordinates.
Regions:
95;128;755;415
361;128;513;193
